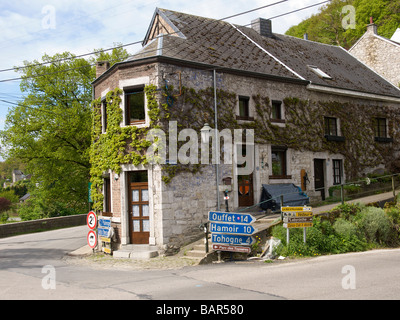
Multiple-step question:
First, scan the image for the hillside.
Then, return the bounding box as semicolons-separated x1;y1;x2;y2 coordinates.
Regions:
285;0;400;49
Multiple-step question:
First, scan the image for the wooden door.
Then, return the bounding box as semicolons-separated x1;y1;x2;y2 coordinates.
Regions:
128;172;150;244
237;144;254;207
238;174;254;207
314;159;325;200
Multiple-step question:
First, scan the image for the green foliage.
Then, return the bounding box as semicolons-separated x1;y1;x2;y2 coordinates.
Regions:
18;187;78;221
1;47;129;219
0;190;20;204
90;85;161;211
357;207;395;244
286;0;400;49
272;201;400;258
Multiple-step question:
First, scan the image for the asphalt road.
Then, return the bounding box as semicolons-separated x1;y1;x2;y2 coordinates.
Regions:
1;225;400;301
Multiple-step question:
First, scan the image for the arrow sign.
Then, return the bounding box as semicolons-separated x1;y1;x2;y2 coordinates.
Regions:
209;212;256;225
211;233;255;246
210;222;257;235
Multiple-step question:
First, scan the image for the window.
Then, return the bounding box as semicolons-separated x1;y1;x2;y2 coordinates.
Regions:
308;65;332;80
375;118;387;138
374;118;393;143
125;87;145;125
102;99;108;133
333;160;343;185
325;117;338;136
324;117;345;142
236;96;253;121
271;100;283;121
104;177;111;213
271;147;291;179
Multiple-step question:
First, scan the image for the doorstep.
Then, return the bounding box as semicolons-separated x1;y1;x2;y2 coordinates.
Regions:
113;244;159;260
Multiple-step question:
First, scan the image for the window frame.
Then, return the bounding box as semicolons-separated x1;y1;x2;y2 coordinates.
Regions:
101;98;108;133
236;96;254;121
270;146;291;179
324;117;338;136
271;100;284;122
332;159;343;185
375;118;387;138
124;86;146;126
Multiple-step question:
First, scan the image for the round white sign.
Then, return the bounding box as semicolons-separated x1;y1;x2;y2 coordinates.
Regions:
87;230;97;249
87;211;97;230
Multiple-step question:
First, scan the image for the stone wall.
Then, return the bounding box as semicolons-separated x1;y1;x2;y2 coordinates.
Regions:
92;58;400;253
350;25;400;87
0;214;87;239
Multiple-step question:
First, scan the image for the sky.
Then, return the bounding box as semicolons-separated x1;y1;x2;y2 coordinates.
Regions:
0;0;329;135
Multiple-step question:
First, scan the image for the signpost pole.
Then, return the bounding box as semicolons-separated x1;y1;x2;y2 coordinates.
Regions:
303;227;306;244
287;228;290;245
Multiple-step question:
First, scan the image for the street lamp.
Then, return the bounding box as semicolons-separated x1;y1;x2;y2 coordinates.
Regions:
200;123;212;144
200;122;221;211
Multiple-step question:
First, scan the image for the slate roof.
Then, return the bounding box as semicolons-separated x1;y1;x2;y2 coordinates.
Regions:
128;8;400;98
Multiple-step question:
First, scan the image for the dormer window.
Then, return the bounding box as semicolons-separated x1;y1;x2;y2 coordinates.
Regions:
308;65;332;80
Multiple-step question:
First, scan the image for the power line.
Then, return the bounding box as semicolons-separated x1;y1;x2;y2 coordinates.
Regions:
0;0;331;84
109;0;333;68
0;0;289;76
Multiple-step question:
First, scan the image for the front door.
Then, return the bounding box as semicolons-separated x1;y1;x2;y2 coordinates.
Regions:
238;174;254;207
314;159;325;200
237;144;254;207
128;171;150;244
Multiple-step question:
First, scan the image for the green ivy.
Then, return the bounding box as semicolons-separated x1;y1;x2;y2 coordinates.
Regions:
90;84;400;211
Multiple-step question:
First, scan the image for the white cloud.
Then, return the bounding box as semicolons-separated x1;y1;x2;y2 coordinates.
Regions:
0;0;326;134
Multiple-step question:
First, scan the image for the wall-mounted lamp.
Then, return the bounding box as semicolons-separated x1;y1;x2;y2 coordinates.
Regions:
200;123;212;144
114;174;119;181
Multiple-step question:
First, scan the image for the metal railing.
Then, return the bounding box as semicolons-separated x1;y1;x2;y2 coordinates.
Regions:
236;173;400;214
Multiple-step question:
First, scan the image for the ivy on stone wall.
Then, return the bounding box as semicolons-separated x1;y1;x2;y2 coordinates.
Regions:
90;85;160;211
90;83;400;210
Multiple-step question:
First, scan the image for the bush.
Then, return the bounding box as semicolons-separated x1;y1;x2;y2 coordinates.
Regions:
357;207;395;246
333;218;358;239
0;197;12;213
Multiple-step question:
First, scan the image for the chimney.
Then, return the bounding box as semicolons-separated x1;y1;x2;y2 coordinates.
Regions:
96;61;110;78
303;33;309;40
367;17;377;35
251;18;273;37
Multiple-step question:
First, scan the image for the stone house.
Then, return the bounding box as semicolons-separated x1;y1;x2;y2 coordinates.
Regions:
349;22;400;87
91;8;400;255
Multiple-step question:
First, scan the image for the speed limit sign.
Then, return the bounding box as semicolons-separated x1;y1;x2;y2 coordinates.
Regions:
87;211;97;230
87;230;97;249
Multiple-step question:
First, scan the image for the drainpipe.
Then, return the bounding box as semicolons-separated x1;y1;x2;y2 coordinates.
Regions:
214;69;221;211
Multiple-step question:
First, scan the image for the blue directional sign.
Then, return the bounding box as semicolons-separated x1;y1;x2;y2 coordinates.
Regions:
208;212;256;225
98;227;110;237
99;217;111;228
211;233;255;246
210;222;257;235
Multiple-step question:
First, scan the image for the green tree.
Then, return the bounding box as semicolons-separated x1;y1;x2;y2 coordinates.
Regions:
1;45;129;218
286;0;400;49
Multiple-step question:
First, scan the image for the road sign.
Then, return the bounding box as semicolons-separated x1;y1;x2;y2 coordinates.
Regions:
209;212;256;224
87;212;97;230
99;217;111;228
282;206;312;212
212;244;251;254
87;230;97;249
284;222;314;229
283;216;313;223
211;233;255;246
210;222;257;235
98;227;111;238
